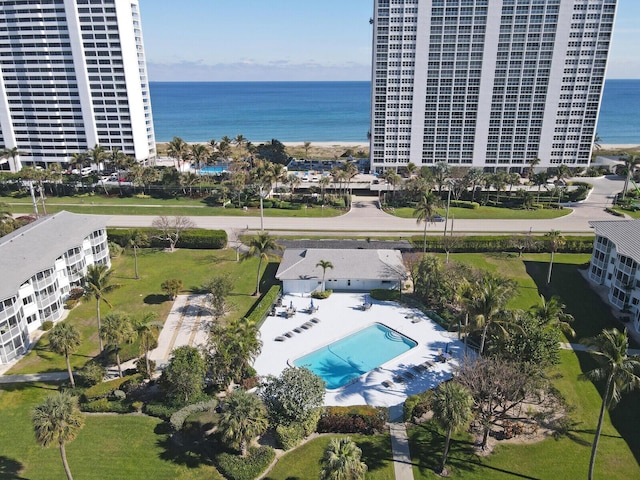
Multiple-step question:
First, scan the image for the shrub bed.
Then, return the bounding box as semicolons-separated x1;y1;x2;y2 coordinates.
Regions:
107;227;227;249
275;423;305;450
169;399;219;432
450;199;480;209
317;406;389;434
409;234;594;254
369;289;400;301
245;285;281;327
404;390;434;422
311;289;332;299
143;402;181;420
214;446;275;480
82;374;142;402
82;397;132;413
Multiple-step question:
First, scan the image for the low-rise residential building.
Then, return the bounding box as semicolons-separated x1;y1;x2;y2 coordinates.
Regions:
276;248;406;295
588;219;640;333
0;211;110;364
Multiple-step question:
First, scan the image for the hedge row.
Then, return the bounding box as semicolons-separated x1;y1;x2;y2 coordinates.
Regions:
82;374;142;402
214;446;275;480
409;234;594;254
369;289;400;301
169;399;219;432
245;285;281;327
107;228;227;250
450;200;480;209
317;406;389;434
404;390;434;422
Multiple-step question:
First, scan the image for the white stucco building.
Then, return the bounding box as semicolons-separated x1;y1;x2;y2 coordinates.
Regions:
0;0;155;171
370;0;617;173
276;248;406;294
588;219;640;333
0;211;110;364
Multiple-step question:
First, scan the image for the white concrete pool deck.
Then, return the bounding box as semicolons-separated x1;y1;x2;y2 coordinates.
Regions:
253;292;465;410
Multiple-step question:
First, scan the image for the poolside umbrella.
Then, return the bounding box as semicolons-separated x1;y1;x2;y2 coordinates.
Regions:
310;298;314;309
290;300;293;309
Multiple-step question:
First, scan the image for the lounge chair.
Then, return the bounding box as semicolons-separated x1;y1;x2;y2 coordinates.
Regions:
411;317;422;323
300;324;309;330
411;365;425;374
403;371;415;380
382;380;393;388
293;328;302;333
361;303;372;311
310;318;320;324
274;336;286;342
283;332;294;338
303;321;314;328
393;375;405;383
421;360;434;369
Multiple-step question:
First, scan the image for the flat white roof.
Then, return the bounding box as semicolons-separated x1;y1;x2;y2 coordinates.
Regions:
254;292;463;408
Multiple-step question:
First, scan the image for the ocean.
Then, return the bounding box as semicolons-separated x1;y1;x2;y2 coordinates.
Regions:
149;79;640;144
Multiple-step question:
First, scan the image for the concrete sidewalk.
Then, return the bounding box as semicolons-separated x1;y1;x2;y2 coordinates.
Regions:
0;372;68;383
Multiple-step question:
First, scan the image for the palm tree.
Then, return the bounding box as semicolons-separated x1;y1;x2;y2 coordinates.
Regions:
241;232;282;296
218;389;268;457
316;260;334;292
532;171;549;204
48;322;81;388
83;264;120;352
32;392;85;480
593;133;602;151
620;154;640;201
530;294;575;337
128;229;149;280
414;192;440;253
100;312;135;377
319;437;367;480
580;329;640;480
463;274;517;355
167;136;188;170
2;146;27;172
319;175;331;204
135;312;161;378
85;144;108;172
432;382;474;474
527;157;541;179
190;143;210;171
544;230;565;285
303;141;311;158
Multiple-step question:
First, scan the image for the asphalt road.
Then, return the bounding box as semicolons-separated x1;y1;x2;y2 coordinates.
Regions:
104;175;627;236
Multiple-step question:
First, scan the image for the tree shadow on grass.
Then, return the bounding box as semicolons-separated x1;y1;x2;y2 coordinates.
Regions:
357;435;394;473
155;422;216;470
144;294;168;305
0;456;27;480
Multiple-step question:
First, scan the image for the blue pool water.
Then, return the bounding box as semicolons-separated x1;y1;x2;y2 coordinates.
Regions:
198;165;228;175
293;323;417;390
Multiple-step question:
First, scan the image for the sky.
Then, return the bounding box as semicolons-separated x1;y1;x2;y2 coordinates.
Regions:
139;0;640;82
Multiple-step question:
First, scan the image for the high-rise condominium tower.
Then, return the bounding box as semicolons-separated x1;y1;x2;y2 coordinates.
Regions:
0;0;155;171
370;0;617;173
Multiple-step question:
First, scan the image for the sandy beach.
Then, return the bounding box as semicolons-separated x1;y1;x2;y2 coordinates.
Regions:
599;144;640;151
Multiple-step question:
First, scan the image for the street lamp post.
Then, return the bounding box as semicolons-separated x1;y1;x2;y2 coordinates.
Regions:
443;185;452;237
259;185;265;232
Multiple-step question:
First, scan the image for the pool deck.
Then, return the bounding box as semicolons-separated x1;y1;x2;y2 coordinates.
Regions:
253;292;465;410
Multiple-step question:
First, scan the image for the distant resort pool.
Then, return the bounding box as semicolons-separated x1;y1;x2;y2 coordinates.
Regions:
197;165;227;175
293;323;417;389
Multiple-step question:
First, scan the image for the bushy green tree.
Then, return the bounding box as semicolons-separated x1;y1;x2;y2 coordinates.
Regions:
160;345;206;406
100;311;135;378
161;278;183;300
494;312;561;368
260;366;326;427
203;274;235;320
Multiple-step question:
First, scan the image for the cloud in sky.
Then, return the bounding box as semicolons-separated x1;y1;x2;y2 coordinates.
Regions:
147;60;371;82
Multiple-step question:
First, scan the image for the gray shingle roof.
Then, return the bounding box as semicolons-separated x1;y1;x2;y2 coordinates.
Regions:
590;219;640;262
0;211;109;300
275;248;406;281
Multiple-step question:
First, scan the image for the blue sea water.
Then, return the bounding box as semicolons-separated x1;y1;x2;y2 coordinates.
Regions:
149;79;640;144
149;81;371;143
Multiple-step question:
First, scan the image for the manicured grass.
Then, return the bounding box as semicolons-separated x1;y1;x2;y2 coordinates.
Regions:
407;254;640;479
8;248;273;375
389;205;570;220
264;434;395;480
612;207;640;219
1;194;343;217
0;382;223;479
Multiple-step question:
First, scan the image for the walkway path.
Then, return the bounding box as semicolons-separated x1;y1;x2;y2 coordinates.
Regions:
389;422;415;480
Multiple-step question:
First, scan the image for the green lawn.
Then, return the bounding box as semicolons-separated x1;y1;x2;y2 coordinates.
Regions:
8;248;273;375
390;205;570;220
1;194;343;217
0;382;222;480
264;434;395;480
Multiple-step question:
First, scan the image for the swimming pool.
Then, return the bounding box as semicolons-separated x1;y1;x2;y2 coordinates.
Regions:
293;323;417;389
198;165;227;175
